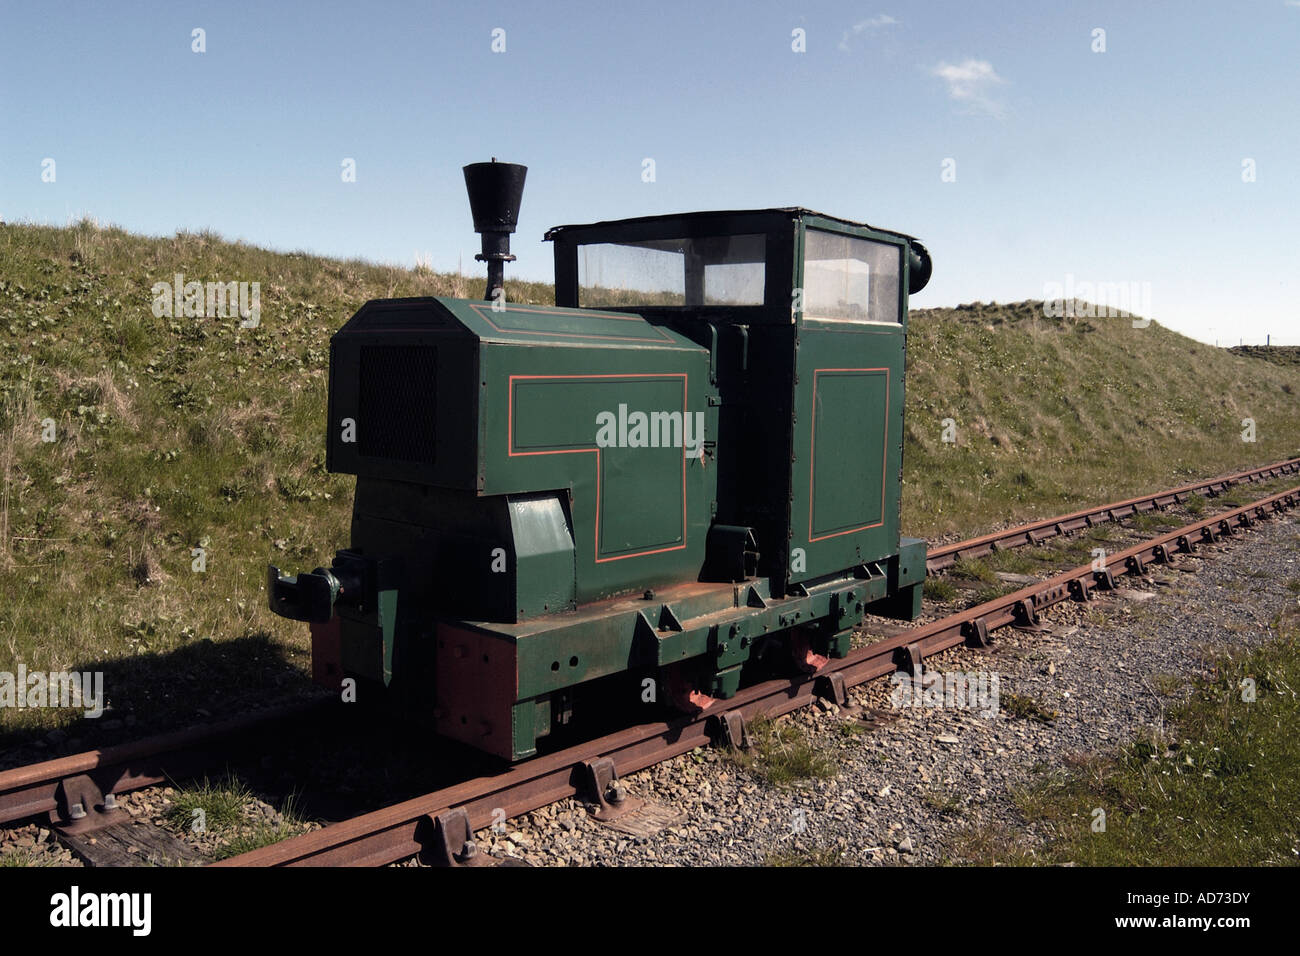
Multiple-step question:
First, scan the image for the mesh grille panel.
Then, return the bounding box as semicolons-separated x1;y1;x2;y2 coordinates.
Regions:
358;345;437;464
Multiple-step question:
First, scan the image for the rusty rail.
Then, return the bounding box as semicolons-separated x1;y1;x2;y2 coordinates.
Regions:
217;484;1300;867
6;459;1293;833
925;456;1300;574
0;700;326;827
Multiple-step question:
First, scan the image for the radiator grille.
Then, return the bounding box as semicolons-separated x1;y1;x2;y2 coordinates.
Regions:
357;345;437;464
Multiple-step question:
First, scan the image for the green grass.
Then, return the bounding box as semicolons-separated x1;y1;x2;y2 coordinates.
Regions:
905;301;1300;537
922;576;958;602
1002;612;1300;865
1001;692;1059;723
1;220;1297;737
1216;487;1251;507
1129;511;1179;533
1053;531;1115;567
164;775;252;831
950;557;998;584
165;782;307;860
970;584;1012;606
210;822;300;861
0;220;555;738
209;797;307;861
1228;345;1300;369
765;846;844;866
986;548;1039;574
729;715;836;786
0;847;54;867
837;719;870;738
1151;672;1184;696
920;782;964;815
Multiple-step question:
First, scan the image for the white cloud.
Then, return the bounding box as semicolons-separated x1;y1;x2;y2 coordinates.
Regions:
932;59;1007;116
838;14;899;51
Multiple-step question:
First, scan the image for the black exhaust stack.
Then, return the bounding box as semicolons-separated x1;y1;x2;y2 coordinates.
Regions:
463;159;527;302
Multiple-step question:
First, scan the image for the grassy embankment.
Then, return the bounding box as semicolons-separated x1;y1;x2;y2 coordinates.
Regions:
1;219;1297;740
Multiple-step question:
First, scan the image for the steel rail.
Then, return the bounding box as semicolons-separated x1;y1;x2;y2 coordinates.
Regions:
6;459;1292;831
217;484;1300;867
925;456;1300;574
3;460;1295;840
0;700;326;827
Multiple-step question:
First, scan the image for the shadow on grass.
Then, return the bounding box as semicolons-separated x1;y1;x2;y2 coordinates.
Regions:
0;630;316;756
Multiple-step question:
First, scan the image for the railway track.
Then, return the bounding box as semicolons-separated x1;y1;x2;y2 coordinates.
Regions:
215;482;1300;866
925;457;1300;573
3;459;1296;862
0;701;326;831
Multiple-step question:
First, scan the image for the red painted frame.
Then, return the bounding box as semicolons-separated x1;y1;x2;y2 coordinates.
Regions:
507;373;691;563
807;367;890;543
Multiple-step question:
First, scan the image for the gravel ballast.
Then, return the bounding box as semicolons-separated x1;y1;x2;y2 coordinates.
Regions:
465;514;1300;867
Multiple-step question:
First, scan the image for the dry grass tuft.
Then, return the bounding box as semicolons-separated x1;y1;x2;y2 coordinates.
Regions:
129;541;169;587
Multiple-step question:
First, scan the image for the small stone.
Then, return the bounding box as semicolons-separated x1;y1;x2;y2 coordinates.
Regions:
995;572;1037;585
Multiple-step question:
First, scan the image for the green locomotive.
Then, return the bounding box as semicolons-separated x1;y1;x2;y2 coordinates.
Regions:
268;161;932;760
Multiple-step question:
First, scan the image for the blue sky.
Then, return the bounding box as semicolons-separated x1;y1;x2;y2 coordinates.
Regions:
2;0;1297;344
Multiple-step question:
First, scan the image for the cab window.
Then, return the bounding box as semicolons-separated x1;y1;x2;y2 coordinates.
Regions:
577;234;766;308
803;229;900;323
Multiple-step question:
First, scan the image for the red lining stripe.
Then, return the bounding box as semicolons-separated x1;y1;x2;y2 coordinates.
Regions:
807;367;889;542
507;373;690;563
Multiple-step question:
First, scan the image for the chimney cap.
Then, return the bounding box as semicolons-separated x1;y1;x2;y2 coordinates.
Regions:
463;161;527;235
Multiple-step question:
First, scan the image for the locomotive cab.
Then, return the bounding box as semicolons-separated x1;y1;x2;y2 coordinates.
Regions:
547;209;931;600
268;165;932;761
